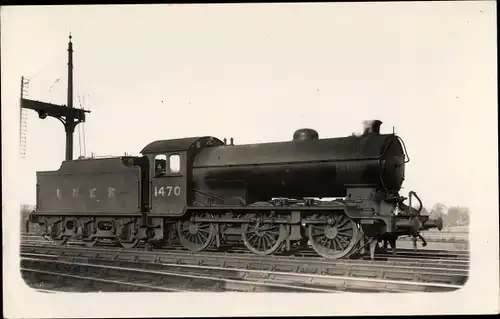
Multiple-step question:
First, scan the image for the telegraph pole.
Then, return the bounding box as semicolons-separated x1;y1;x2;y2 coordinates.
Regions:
20;34;90;161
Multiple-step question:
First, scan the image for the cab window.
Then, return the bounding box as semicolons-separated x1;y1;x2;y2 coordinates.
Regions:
169;154;181;173
154;154;167;177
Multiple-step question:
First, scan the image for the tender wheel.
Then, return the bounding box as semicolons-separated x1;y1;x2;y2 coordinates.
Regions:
307;212;360;259
117;221;140;249
51;237;68;245
83;239;99;247
49;221;68;245
241;216;285;255
177;213;216;252
80;222;98;247
119;239;140;249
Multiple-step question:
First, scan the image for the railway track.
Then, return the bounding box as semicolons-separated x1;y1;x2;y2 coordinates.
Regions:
22;256;337;292
20;240;470;268
20;239;470;267
20;243;468;293
20;233;470;262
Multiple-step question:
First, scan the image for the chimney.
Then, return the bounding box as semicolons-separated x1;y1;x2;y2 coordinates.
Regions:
362;120;383;135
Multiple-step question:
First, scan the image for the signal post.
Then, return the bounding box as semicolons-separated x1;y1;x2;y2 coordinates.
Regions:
20;34;90;161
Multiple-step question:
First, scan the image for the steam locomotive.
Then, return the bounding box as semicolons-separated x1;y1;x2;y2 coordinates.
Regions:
29;120;443;260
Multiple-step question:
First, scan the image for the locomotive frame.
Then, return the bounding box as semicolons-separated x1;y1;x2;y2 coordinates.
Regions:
29;120;443;260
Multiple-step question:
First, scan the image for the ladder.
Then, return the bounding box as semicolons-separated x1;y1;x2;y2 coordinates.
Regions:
19;76;30;159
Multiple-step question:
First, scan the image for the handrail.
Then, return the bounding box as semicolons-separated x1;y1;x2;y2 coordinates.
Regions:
408;191;423;215
396;136;410;163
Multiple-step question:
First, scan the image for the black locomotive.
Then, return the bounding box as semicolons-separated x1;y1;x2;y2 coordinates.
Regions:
29;120;443;259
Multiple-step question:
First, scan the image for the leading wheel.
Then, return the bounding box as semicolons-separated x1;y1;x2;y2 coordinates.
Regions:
308;212;359;259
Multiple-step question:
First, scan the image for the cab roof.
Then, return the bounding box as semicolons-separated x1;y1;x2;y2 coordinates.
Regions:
140;136;223;154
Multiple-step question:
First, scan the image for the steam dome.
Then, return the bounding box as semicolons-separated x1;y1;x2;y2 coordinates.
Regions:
293;128;319;141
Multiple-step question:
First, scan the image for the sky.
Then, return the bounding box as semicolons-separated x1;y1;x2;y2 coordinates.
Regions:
1;3;497;210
